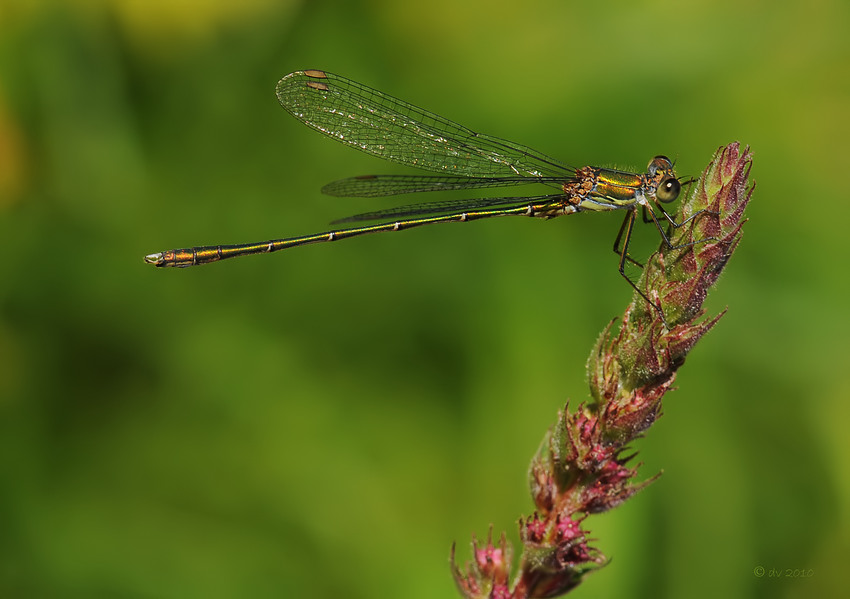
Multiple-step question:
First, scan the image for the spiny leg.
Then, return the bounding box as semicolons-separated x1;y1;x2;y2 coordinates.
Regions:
613;209;644;268
655;201;717;231
616;207;670;326
644;202;721;254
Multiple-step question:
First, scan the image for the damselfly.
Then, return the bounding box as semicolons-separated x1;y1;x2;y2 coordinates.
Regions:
145;69;711;319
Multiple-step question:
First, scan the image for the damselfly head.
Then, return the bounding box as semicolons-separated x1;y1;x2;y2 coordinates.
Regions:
646;156;680;203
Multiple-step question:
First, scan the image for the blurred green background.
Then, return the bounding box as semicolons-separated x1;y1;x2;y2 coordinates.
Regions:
1;0;847;597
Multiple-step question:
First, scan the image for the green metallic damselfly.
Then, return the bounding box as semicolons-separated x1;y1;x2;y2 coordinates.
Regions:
145;69;712;321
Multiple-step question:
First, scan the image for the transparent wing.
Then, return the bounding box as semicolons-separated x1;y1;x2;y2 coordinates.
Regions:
321;174;567;197
331;194;565;223
276;70;573;180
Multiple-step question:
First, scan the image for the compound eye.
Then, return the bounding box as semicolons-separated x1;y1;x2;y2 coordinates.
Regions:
656;177;681;203
648;155;673;174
